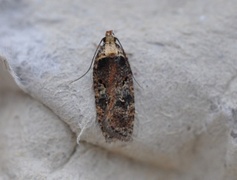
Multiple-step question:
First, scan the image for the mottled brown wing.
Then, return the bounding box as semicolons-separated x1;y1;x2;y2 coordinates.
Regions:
93;54;135;142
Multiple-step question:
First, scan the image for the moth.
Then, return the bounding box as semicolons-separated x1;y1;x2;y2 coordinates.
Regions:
93;30;135;142
74;30;135;142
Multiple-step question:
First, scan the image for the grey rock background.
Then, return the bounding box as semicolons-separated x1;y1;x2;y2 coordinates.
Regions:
1;0;237;179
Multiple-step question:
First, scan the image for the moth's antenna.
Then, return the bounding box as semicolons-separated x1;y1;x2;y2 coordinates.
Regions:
115;38;127;58
70;38;105;84
115;37;142;88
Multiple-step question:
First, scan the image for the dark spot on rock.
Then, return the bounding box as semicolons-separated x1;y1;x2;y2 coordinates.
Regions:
230;130;237;138
187;126;191;131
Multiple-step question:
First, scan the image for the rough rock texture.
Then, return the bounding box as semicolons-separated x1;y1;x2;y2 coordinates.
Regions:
1;0;237;179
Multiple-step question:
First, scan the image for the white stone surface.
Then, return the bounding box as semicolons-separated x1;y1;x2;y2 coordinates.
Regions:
1;0;237;179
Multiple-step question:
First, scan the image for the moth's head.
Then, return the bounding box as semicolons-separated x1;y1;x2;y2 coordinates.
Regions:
105;30;115;44
105;30;114;37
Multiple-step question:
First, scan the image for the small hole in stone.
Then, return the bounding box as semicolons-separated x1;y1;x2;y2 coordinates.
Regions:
187;126;191;131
